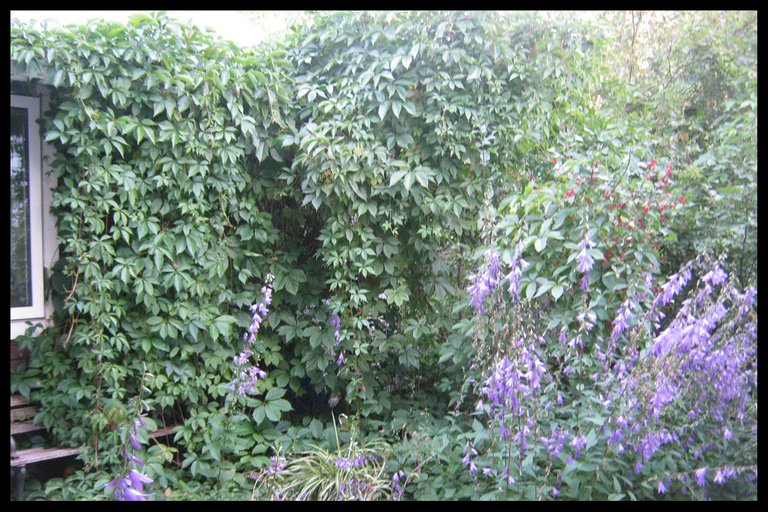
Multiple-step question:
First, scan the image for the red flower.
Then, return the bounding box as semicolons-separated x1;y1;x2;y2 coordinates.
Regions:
658;182;665;190
562;188;574;199
651;158;657;171
666;164;672;177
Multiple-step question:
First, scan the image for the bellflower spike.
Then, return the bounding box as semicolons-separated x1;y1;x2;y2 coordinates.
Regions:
468;248;502;314
505;244;529;304
576;232;596;274
332;312;341;346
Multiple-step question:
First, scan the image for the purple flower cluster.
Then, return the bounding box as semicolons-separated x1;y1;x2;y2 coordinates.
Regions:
611;298;633;345
231;277;273;395
252;454;288;484
576;231;596;291
338;478;376;501
106;468;153;501
467;248;502;314
603;260;757;482
334;454;373;470
461;444;479;476
464;253;756;498
332;312;341;346
713;467;736;485
478;335;547;461
504;243;529;304
652;261;693;310
541;426;568;460
467;245;528;314
391;470;406;500
105;417;153;501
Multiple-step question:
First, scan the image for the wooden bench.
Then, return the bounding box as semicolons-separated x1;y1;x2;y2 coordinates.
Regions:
10;394;179;500
10;394;82;501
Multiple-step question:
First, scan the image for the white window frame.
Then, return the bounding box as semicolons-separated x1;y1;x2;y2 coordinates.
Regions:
10;94;46;329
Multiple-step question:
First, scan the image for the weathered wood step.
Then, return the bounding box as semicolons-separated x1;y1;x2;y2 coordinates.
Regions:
10;446;81;467
10;421;46;435
10;395;30;408
10;406;37;422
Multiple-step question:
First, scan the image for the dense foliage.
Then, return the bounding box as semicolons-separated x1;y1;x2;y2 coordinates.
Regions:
10;10;756;501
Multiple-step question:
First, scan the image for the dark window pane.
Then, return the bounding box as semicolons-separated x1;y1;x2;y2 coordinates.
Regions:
10;106;32;308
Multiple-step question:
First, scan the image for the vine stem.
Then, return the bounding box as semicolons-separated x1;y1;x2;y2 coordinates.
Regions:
62;314;77;349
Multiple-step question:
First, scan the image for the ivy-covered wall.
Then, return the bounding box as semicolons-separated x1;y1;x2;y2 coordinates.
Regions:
9;10;710;491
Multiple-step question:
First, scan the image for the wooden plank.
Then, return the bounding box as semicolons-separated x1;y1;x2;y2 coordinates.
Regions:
10;421;46;435
10;406;37;422
149;425;177;440
10;395;29;408
10;446;81;467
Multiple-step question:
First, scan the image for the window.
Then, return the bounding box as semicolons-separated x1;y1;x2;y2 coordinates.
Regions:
10;94;45;322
